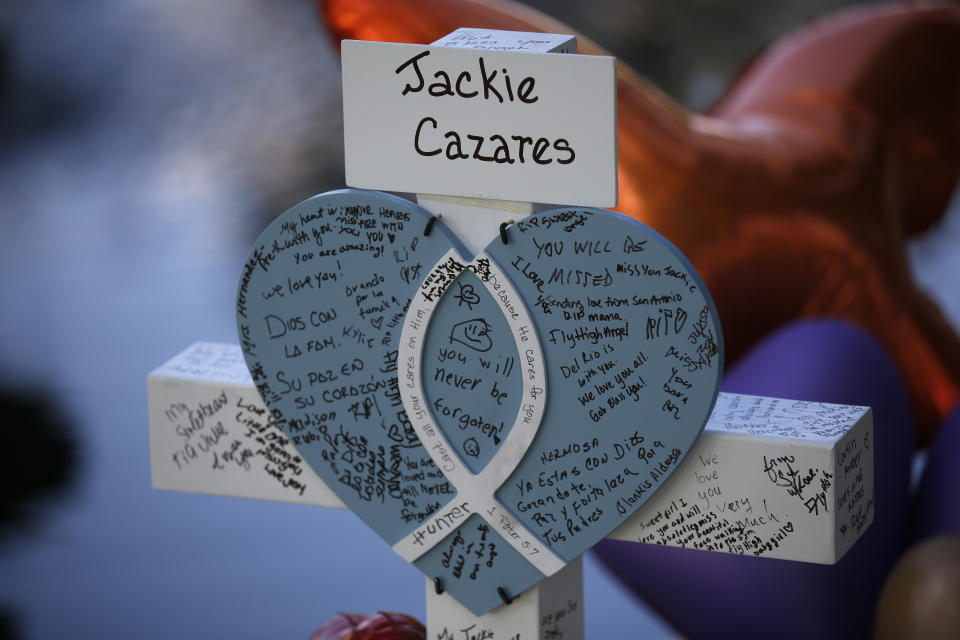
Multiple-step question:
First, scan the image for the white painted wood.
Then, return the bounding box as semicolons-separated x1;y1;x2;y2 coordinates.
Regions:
426;557;583;640
148;342;344;508
410;43;586;633
149;341;873;565
341;40;616;207
606;394;874;564
432;28;577;54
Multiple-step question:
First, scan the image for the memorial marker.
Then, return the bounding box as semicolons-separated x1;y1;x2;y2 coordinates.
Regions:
148;28;875;639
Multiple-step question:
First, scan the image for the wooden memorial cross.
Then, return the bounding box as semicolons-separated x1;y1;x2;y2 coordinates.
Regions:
148;29;875;640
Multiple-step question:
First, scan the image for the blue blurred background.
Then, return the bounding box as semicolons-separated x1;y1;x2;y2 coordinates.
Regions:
0;1;957;638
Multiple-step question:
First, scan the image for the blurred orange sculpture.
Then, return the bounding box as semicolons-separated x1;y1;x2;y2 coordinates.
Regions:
322;0;960;443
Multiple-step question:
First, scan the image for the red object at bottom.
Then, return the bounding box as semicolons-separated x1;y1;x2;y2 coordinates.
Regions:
312;612;426;640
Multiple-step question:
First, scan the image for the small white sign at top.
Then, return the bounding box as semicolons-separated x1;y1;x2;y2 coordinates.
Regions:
432;28;577;54
341;31;617;207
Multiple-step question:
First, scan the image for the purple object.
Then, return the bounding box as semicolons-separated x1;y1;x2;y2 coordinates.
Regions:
593;320;914;640
912;402;960;541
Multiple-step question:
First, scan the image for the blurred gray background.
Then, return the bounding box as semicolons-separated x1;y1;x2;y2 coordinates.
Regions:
0;1;956;638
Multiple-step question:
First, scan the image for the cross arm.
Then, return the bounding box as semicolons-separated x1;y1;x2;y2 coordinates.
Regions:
149;341;873;565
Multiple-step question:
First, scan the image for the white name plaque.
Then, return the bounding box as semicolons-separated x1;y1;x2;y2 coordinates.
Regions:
342;40;617;207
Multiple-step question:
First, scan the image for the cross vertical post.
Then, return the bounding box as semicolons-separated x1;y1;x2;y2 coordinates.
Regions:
379;30;594;638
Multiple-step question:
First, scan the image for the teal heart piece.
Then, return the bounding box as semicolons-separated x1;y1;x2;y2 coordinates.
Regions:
236;189;723;614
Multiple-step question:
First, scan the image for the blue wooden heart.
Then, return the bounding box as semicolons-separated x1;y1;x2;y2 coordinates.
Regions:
236;189;723;614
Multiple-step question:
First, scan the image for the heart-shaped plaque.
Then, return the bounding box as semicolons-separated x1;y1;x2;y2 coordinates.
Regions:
236;189;723;614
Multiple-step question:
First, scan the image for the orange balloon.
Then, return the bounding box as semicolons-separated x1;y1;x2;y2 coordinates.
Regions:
321;0;960;443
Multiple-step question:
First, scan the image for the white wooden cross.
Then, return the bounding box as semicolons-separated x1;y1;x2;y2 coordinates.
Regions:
147;29;875;640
